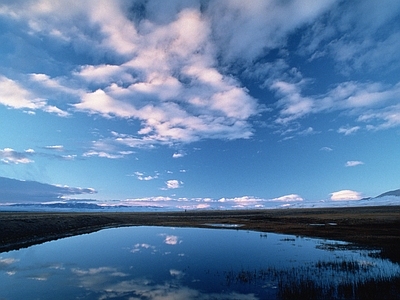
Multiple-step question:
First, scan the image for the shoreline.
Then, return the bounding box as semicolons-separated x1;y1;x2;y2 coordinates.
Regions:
1;205;400;263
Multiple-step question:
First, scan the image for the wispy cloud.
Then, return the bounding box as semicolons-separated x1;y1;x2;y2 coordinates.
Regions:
83;150;124;159
338;126;360;135
320;147;333;152
273;78;400;132
83;138;134;159
132;172;159;181
360;103;400;130
44;145;64;151
345;161;364;167
298;127;318;136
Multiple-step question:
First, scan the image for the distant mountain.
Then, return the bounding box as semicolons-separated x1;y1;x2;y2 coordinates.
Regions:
7;202;172;212
12;202;106;210
375;189;400;198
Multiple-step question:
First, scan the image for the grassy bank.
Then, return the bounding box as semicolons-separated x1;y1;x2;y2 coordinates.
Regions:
1;206;400;262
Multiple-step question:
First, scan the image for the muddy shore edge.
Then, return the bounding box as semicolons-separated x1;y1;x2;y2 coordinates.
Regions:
1;206;400;262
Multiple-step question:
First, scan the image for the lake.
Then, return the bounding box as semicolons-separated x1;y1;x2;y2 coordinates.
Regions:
1;226;399;299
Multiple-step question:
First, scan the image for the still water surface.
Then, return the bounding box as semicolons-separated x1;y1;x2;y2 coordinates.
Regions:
1;226;399;299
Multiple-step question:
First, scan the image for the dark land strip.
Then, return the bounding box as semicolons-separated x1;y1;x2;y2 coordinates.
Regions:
1;206;400;263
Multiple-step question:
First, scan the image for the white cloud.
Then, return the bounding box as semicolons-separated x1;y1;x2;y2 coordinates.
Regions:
82;138;135;159
2;0;400;152
320;147;333;152
83;150;124;159
345;161;364;167
133;171;159;181
68;7;261;145
271;194;304;202
338;126;360;136
172;152;185;158
0;76;68;117
163;180;182;190
360;103;400;130
161;234;180;245
330;190;362;201
75;64;129;84
29;73;78;96
169;269;184;278
0;148;34;164
45;145;64;151
298;127;318;136
116;194;306;210
61;155;77;160
0;257;19;266
272;78;400;130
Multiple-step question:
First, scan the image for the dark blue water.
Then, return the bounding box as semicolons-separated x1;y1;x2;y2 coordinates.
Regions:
1;226;399;299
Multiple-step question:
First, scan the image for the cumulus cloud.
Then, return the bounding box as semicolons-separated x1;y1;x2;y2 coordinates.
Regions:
1;0;399;151
345;161;364;167
0;0;351;146
330;190;362;201
271;194;304;202
69;7;261;145
163;180;183;190
172;152;185;158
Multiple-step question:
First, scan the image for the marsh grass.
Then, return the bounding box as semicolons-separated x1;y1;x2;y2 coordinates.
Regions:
223;260;400;299
278;275;400;300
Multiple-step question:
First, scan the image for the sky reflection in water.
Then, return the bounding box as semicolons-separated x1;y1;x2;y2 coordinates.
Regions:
1;226;399;299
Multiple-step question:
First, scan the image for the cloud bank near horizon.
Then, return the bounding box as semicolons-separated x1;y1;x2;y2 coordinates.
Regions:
0;177;96;203
0;177;375;209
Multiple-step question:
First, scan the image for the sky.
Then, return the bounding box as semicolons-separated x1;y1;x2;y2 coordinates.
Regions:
0;0;399;210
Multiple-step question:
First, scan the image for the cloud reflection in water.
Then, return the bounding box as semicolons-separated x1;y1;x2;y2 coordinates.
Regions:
0;226;399;299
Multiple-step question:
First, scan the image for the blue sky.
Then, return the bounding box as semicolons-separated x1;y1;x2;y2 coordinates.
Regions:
0;0;399;210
